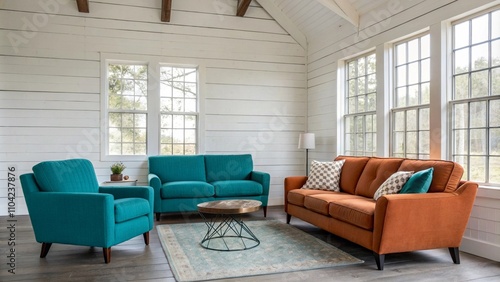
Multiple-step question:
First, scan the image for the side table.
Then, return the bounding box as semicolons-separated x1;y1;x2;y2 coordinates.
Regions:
100;179;138;186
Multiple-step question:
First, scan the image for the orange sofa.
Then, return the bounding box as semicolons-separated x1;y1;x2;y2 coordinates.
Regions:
284;156;478;270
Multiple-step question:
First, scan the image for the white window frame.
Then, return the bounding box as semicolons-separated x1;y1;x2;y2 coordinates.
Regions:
100;54;204;161
391;32;431;159
342;52;377;156
449;7;500;185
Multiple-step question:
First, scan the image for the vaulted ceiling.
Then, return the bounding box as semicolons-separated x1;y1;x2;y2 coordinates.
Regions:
74;0;391;48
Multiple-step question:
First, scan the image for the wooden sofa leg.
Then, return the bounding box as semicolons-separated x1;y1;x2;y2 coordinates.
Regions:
373;252;385;270
449;247;460;264
155;213;161;221
143;232;150;245
263;206;267;217
286;214;291;224
103;247;111;264
40;243;52;258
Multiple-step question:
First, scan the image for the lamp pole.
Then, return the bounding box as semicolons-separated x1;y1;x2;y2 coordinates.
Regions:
298;133;315;176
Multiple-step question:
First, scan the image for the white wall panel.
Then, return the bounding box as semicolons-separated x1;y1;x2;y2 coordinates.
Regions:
0;0;307;215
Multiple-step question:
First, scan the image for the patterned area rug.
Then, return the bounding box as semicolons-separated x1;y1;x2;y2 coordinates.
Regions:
157;220;363;281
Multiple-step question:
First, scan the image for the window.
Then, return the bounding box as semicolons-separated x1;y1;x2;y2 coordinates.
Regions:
391;34;431;159
107;64;148;155
451;8;500;184
104;61;199;157
160;66;198;155
344;53;377;156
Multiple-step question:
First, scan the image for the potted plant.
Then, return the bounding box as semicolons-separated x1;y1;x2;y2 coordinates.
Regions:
110;162;126;181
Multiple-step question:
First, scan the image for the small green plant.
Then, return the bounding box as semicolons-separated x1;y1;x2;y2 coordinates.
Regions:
110;162;126;174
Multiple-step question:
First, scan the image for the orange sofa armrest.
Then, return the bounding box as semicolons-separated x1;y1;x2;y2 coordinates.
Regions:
373;181;478;254
284;176;308;212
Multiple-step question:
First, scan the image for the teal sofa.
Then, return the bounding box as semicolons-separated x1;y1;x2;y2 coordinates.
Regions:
148;154;270;220
20;159;154;263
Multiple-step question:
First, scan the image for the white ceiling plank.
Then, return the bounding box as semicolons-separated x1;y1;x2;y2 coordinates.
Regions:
256;0;307;50
315;0;359;27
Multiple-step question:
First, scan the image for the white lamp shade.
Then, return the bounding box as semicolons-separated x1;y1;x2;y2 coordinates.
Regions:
298;133;315;149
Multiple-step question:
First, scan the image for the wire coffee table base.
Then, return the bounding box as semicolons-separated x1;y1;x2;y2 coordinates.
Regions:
199;213;260;251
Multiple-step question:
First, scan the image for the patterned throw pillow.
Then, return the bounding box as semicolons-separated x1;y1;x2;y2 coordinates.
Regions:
301;159;346;191
373;171;414;200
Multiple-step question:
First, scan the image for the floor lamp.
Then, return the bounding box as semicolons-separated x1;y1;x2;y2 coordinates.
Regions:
298;133;315;176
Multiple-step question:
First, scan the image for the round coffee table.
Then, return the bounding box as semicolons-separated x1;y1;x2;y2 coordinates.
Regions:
197;199;261;251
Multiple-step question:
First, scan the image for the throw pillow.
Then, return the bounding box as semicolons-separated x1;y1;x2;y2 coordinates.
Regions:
301;159;346;191
400;167;434;194
373;171;414;200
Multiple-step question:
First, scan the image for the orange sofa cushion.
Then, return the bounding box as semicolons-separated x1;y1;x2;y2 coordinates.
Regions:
303;192;360;215
399;159;464;193
334;156;370;194
287;189;331;207
329;197;376;230
355;158;404;198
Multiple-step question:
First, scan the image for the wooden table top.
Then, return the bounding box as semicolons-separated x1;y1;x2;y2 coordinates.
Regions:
197;199;262;214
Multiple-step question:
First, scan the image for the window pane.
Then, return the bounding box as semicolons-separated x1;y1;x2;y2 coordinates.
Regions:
421;34;430;58
470;101;487;128
419;108;430;130
408;85;419;106
421;59;430;82
471;14;489;44
396;43;407;65
406;132;417;153
493;40;500;67
470;129;486;154
454;21;470;48
421;82;430;104
454;48;469;74
406;110;417;131
471;43;489;70
453;103;469;129
491;129;500;154
493;68;500;95
394;111;405;131
397;65;407;87
454;129;469;153
419;131;430;154
393;132;405;154
396;87;406;107
490;157;500;183
470;156;486;182
491;100;500;127
454;74;469;99
493;11;500;39
408;38;419;62
471;70;489;98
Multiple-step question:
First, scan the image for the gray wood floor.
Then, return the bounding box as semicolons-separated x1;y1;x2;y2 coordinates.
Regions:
1;206;499;282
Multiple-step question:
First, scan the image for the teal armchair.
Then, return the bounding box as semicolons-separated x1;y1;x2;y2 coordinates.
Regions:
20;159;154;263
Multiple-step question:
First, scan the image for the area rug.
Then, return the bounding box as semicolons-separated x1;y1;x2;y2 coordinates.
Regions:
157;220;363;281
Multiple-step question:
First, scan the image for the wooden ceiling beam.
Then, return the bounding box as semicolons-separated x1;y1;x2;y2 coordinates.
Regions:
315;0;359;27
236;0;252;17
161;0;172;22
76;0;89;13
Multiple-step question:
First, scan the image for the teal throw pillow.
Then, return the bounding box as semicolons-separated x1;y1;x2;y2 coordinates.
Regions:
400;167;434;194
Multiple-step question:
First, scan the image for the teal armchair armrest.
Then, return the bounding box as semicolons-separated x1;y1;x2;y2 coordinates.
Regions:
99;186;154;229
148;173;162;213
27;191;115;248
251;171;270;196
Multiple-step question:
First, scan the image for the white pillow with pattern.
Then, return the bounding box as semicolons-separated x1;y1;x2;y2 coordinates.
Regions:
301;159;346;191
373;171;414;200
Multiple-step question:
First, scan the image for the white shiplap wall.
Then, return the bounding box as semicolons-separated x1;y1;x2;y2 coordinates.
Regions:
0;0;307;215
305;0;500;261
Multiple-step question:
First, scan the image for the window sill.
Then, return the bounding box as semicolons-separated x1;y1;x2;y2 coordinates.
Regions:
477;185;500;200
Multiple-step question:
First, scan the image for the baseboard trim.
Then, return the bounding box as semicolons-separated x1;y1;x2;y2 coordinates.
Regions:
461;237;500;262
